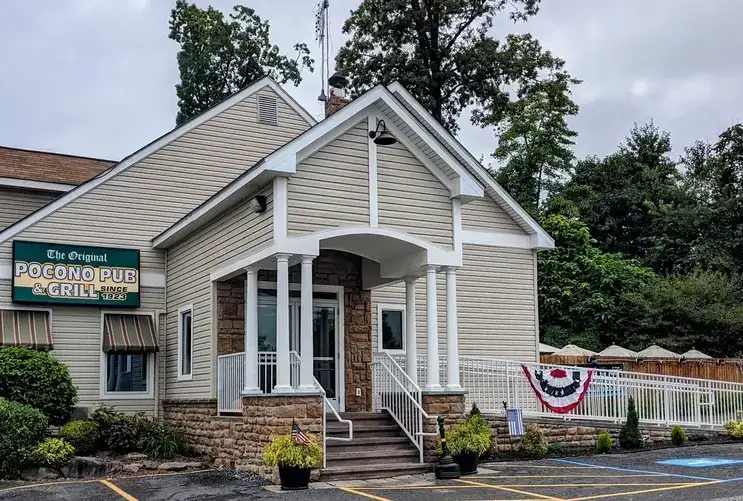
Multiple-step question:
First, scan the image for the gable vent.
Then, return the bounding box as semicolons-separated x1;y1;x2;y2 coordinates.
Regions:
257;95;278;125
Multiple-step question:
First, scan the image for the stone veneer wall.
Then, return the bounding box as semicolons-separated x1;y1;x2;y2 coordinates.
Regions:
254;250;373;412
162;396;323;480
419;393;721;463
217;279;245;355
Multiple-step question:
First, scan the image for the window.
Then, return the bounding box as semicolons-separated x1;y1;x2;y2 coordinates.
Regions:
377;304;405;354
106;353;147;392
100;312;157;399
178;305;193;380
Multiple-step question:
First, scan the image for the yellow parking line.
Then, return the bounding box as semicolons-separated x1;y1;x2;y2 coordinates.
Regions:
0;478;101;494
492;483;695;487
566;481;722;501
457;479;565;501
100;480;139;501
340;487;392;500
491;465;602;469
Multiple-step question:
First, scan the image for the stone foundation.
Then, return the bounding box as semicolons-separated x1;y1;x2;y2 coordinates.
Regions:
417;392;722;463
163;395;323;481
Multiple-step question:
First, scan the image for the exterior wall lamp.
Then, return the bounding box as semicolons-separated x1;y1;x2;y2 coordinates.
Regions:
368;120;397;146
250;195;267;214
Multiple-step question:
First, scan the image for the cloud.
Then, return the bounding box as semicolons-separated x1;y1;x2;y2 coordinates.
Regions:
0;0;741;164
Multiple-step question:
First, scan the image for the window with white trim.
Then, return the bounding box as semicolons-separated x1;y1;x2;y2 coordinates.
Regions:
99;311;156;399
178;306;193;380
377;304;405;354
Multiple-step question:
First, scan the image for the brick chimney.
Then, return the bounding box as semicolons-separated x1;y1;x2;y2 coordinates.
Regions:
324;72;351;118
325;92;351;118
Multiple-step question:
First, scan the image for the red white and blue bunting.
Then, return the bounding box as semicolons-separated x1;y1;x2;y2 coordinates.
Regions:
521;366;594;413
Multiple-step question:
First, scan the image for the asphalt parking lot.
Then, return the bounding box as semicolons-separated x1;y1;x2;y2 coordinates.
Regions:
2;443;743;500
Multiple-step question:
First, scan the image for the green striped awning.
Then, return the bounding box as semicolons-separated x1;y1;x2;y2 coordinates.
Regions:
102;314;158;353
0;310;52;349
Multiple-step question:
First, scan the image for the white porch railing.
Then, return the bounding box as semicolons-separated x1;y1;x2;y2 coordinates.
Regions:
216;351;300;413
401;355;743;429
372;352;437;462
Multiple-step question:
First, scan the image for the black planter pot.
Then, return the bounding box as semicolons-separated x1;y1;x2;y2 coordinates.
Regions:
278;465;311;490
454;453;479;475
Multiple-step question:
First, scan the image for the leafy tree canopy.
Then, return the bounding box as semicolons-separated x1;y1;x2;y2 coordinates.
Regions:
491;71;580;214
336;0;568;132
169;0;313;125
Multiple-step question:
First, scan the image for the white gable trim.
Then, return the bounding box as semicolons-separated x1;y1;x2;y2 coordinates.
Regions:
0;78;315;245
156;85;485;248
0;177;76;193
387;82;554;249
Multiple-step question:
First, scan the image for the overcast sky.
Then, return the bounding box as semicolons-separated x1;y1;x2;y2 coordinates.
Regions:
1;0;742;165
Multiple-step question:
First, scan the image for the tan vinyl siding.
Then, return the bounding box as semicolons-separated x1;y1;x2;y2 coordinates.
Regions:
287;121;369;235
462;195;526;234
371;244;537;363
0;281;164;415
377;140;453;249
0;87;309;269
165;185;273;399
0;188;58;230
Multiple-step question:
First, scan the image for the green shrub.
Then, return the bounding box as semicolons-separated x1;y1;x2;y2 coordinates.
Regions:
619;396;643;449
596;432;613;453
0;347;77;425
724;417;743;439
60;420;100;455
671;425;687;446
0;398;48;479
518;425;548;458
91;406;150;453
31;438;75;470
445;414;492;457
547;443;570;456
138;422;186;459
263;434;323;469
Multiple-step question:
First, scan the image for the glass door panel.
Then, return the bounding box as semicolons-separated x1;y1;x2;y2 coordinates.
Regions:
313;305;337;405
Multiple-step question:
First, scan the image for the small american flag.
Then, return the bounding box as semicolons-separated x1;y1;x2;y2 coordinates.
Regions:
291;420;311;445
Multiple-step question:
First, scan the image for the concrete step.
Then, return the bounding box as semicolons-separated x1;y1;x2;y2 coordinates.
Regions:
335;412;392;422
326;424;403;438
326;448;419;466
326;436;413;451
320;462;431;482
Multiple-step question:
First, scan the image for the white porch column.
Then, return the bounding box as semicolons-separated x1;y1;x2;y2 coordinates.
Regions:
425;266;441;390
404;277;418;385
298;255;315;391
243;267;260;393
445;267;461;390
274;253;292;392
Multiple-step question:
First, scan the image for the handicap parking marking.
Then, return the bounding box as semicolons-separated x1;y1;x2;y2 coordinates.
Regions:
550;458;723;482
657;458;743;468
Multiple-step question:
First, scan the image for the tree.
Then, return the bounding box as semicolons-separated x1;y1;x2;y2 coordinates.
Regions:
682;125;743;275
557;122;684;270
624;272;743;357
618;396;642;449
538;214;653;351
169;0;313;125
490;71;579;214
336;0;568;133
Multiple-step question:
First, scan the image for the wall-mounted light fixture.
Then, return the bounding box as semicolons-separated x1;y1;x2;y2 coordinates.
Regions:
250;195;267;214
368;119;397;146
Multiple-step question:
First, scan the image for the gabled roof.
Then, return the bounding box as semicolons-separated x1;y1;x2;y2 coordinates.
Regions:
153;83;490;248
0;77;315;244
539;342;559;354
0;146;113;190
387;82;554;249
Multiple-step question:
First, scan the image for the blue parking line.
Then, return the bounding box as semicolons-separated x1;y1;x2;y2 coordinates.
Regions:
550;458;724;482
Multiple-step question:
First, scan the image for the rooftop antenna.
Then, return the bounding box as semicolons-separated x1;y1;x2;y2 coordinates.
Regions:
314;0;330;102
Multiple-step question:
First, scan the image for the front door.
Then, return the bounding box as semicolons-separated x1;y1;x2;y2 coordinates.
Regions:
311;302;340;410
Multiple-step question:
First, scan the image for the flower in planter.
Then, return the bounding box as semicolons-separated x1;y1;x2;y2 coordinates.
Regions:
263;434;323;469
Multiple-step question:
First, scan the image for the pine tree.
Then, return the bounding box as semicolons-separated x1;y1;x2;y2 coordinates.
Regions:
619;396;643;449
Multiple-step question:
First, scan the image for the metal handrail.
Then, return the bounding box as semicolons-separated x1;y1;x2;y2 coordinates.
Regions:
373;352;438;463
